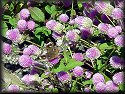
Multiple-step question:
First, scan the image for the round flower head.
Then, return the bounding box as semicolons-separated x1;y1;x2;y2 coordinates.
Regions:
27;20;35;31
75;16;84;25
111;8;123;19
59;14;69;22
102;4;114;16
84;87;91;92
17;20;27;32
21;74;34;85
7;84;20;92
89;9;98;19
46;20;57;30
81;17;93;28
107;27;119;38
23;47;33;55
53;22;65;34
112;72;124;85
66;30;79;42
49;57;59;65
52;32;62;40
2;43;12;55
105;80;119;92
109;56;124;69
28;45;41;55
18;55;33;68
95;82;106;93
114;35;124;47
97;23;111;34
115;26;122;33
6;28;20;42
57;71;70;82
73;66;83;77
86;47;101;59
20;8;30;20
81;28;92;39
85;71;92;79
72;53;84;61
92;73;105;85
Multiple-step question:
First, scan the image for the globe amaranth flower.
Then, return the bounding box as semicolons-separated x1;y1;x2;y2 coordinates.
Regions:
111;8;123;19
95;82;106;93
46;20;57;30
112;72;124;85
52;32;62;40
18;55;33;68
86;47;101;59
75;16;84;25
23;47;33;55
49;57;59;65
69;19;75;25
6;28;21;42
20;8;30;20
53;22;65;34
105;80;119;92
115;26;122;33
80;28;92;39
92;73;105;85
17;20;27;32
72;53;84;61
66;30;79;42
57;71;70;82
107;27;119;38
114;35;124;47
7;84;20;92
28;45;41;55
22;74;41;85
85;71;93;79
97;23;112;34
109;56;124;69
27;20;35;31
73;66;83;77
84;87;91;92
59;14;69;22
2;43;12;55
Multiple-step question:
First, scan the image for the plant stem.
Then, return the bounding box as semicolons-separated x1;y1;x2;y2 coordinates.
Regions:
26;40;42;48
72;79;84;87
80;39;93;47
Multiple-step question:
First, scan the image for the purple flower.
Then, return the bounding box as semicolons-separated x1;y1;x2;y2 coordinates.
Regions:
18;55;33;68
57;71;70;82
111;8;123;19
74;16;84;25
66;30;79;42
59;14;69;23
23;47;33;55
95;82;106;93
46;20;57;30
49;57;59;65
21;74;33;85
17;20;27;32
105;81;119;92
97;23;112;34
114;35;124;47
7;84;20;92
28;45;41;55
107;27;119;38
86;47;101;59
115;26;122;33
6;28;21;42
69;19;75;25
80;28;92;39
89;9;98;19
109;56;124;68
85;71;93;79
72;53;84;61
20;8;30;20
52;32;62;40
62;0;72;8
73;66;83;77
2;43;12;55
92;73;105;85
112;72;124;85
27;20;35;31
84;87;91;92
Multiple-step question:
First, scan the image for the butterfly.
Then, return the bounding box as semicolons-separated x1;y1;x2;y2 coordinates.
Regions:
40;38;59;61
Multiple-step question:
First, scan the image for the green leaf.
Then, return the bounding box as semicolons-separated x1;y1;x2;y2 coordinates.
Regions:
45;5;52;14
65;58;84;71
51;5;56;12
9;17;18;28
1;22;8;37
119;83;125;91
41;73;48;79
70;81;77;92
3;15;11;19
99;43;112;50
29;7;45;22
52;88;58;93
53;63;66;73
82;79;93;85
9;3;14;11
93;29;100;36
101;72;111;82
97;59;103;70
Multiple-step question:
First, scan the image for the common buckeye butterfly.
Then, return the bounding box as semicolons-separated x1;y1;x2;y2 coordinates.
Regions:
40;38;59;61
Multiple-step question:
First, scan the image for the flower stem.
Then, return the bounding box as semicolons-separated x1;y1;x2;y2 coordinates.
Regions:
80;39;93;47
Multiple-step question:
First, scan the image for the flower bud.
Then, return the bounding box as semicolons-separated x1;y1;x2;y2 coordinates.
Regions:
59;14;69;22
20;8;30;20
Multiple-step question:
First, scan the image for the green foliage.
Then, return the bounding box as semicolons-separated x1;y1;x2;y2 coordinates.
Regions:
29;7;45;22
82;79;93;85
1;22;8;37
99;43;112;50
